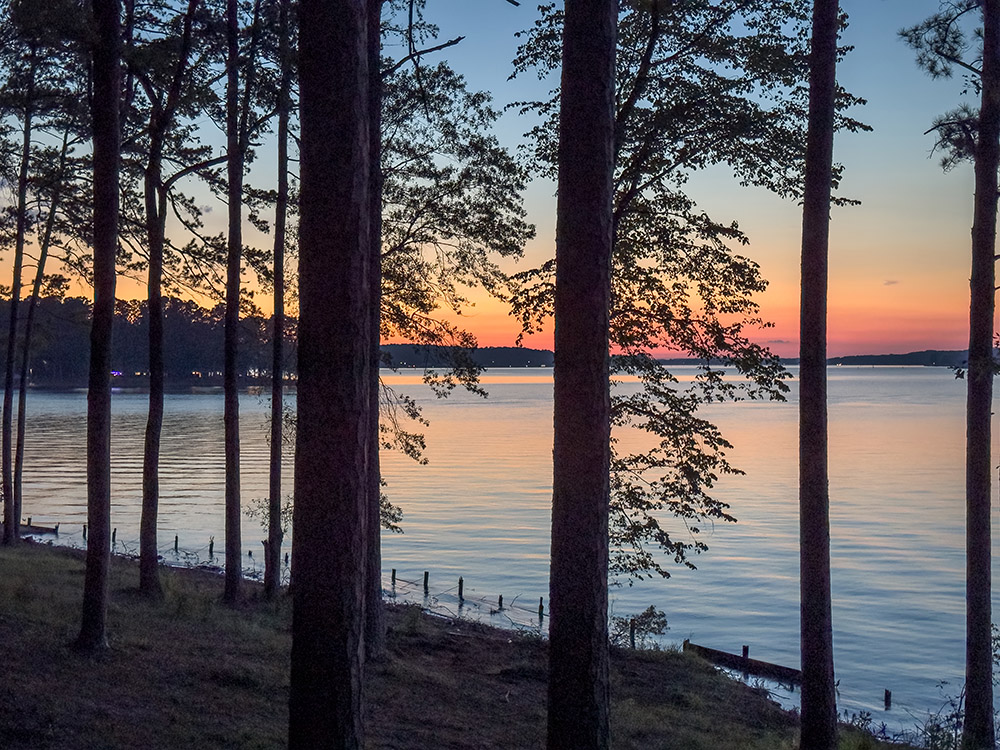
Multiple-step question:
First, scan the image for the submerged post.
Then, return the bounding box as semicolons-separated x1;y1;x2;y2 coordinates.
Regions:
423;570;429;594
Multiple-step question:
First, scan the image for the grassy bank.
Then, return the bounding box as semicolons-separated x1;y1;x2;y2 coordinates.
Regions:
0;542;905;749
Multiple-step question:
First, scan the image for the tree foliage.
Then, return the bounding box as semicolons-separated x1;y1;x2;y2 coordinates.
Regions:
902;8;999;744
901;1;986;169
511;1;867;581
378;2;533;387
369;2;534;461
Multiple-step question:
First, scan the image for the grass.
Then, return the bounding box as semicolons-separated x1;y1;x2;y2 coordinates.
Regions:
0;542;916;749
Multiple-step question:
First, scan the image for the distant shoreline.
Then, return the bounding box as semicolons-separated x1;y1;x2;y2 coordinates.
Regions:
382;344;969;369
20;347;970;391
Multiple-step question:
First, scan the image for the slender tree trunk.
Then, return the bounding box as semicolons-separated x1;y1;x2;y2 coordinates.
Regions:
223;0;243;604
963;3;1000;748
3;51;36;545
289;0;371;746
264;0;291;600
15;131;71;521
140;149;166;599
546;1;616;748
365;0;386;662
76;0;120;654
137;0;198;601
799;1;839;748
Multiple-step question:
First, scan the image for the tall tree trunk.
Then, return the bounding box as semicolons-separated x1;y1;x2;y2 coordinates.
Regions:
3;50;36;545
76;0;120;654
964;2;1000;748
222;0;243;604
799;1;839;748
365;0;385;662
264;0;291;600
546;0;616;747
138;0;198;601
140;148;166;599
289;0;371;746
14;130;71;522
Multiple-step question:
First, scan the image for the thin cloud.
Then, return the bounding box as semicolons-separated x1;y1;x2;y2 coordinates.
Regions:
883;280;899;286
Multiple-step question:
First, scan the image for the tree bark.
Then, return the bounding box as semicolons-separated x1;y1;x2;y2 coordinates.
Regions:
3;49;36;546
546;1;616;748
963;2;1000;748
76;0;120;654
365;0;386;662
264;0;291;600
222;0;243;604
799;1;839;748
140;150;166;599
14;134;70;524
15;132;70;540
139;0;199;601
289;0;371;747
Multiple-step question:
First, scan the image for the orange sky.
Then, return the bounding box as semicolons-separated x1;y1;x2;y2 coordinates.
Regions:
379;0;987;360
32;0;995;361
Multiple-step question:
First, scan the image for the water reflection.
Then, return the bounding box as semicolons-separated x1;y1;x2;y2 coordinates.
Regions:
9;366;996;724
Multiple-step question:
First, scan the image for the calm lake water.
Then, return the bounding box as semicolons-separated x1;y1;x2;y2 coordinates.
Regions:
9;366;996;729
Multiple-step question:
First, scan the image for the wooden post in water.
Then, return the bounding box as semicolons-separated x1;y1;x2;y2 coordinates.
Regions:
884;689;891;710
742;645;750;659
174;535;179;553
391;568;396;585
538;597;544;620
458;577;464;602
83;524;87;541
112;527;116;547
423;570;429;594
498;594;503;610
209;538;214;558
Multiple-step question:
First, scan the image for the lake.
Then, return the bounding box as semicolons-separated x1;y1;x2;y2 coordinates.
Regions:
8;366;995;730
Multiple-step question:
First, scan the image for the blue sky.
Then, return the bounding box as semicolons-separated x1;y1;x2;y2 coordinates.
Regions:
411;0;987;356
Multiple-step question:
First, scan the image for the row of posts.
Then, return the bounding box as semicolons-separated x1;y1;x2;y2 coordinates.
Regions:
81;526;290;567
394;569;669;654
70;531;630;645
393;568;546;620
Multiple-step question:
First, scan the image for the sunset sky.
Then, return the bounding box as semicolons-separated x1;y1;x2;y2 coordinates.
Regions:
415;0;987;358
81;1;992;359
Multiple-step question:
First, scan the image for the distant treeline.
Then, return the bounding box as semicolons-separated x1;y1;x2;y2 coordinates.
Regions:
382;344;554;369
0;295;559;388
660;350;968;368
0;295;295;388
823;350;968;367
1;294;963;388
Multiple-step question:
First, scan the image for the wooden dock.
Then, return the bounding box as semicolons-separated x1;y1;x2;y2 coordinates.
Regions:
683;639;802;684
0;520;59;537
